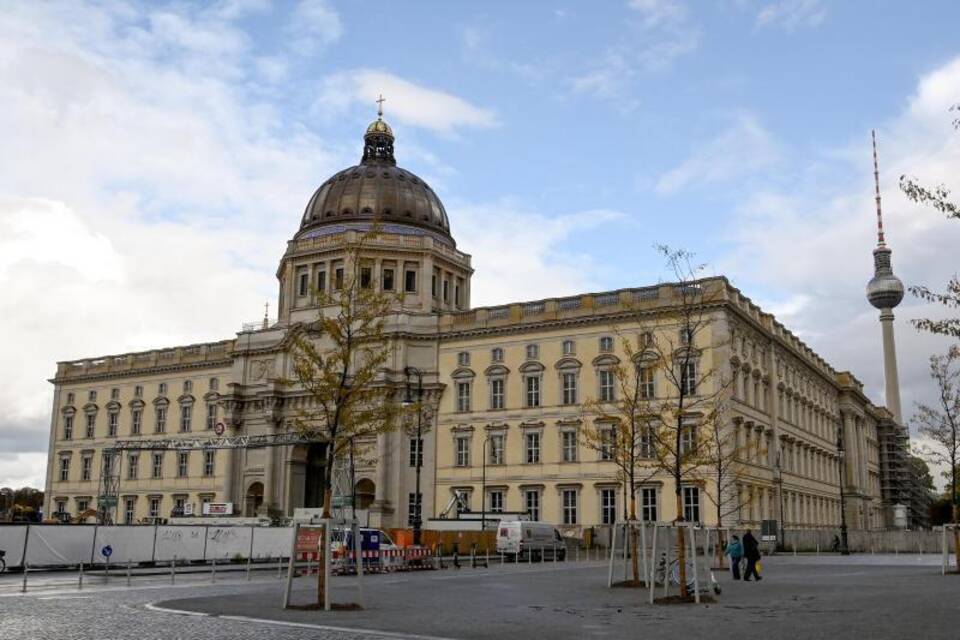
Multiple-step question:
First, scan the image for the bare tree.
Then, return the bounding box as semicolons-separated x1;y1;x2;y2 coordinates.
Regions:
912;346;960;571
281;227;405;606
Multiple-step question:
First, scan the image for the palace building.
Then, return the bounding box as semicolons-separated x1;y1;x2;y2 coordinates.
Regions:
43;113;911;533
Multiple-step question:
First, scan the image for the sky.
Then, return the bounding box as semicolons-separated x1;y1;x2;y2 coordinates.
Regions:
1;0;960;491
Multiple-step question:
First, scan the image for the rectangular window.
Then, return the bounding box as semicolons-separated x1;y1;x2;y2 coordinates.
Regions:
599;370;615;402
561;431;578;462
134;385;143;398
88;390;97;402
457;351;471;366
382;268;394;291
149;497;160;519
409;437;423;468
442;279;449;303
641;487;658;522
297;271;309;296
525;376;540;408
431;274;438;298
156;407;166;433
524;432;541;464
124;498;135;524
599;336;614;352
489;434;505;465
680;361;698;395
67;392;75;404
680;420;697;456
562;339;575;355
526;344;539;360
184;380;192;394
679;326;694;346
81;456;92;481
407;492;422;526
488;490;504;513
209;377;219;391
601;488;617;525
317;270;327;293
490;378;505;410
111;387;120;400
131;409;142;435
360;266;372;289
456;382;471;412
491;347;504;362
179;405;191;432
108;412;118;437
77;498;89;513
59;457;70;481
63;415;73;440
206;403;217;430
455;436;471;467
177;451;189;478
600;428;616;461
85;413;96;438
159;382;167;396
56;500;67;515
404;269;417;293
455;283;461;308
127;454;139;480
562;489;578;525
683;486;701;523
335;267;344;290
203;450;215;476
640;331;654;348
525;490;540;521
638;366;655;399
639;424;656;458
152;453;163;479
562;372;577;405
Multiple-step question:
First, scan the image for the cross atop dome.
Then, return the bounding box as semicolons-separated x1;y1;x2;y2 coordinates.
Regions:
363;92;395;164
376;94;385;118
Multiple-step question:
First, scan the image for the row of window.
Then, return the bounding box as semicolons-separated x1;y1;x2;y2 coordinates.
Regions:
58;450;217;482
422;486;702;526
62;403;218;440
54;493;214;523
447;422;698;467
456;336;619;368
295;261;466;307
453;362;696;412
64;378;219;407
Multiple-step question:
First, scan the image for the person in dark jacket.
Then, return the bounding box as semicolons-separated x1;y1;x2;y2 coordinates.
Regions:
742;530;762;581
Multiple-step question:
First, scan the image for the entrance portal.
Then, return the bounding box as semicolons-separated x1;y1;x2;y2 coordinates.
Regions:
245;481;263;517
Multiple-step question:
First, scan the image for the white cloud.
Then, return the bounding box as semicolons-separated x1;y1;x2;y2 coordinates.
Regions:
453;201;624;305
656;113;782;193
756;0;827;30
717;56;960;488
286;0;343;55
0;454;48;489
570;0;698;104
316;69;499;134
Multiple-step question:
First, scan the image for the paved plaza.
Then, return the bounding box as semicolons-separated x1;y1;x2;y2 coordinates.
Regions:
2;555;958;639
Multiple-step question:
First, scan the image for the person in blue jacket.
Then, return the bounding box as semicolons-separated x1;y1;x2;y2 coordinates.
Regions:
724;535;744;580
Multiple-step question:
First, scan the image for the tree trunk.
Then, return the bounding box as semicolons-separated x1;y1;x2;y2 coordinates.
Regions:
675;491;688;597
318;487;333;607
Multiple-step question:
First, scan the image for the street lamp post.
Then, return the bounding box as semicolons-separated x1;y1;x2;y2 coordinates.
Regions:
481;436;491;535
836;426;850;556
774;452;786;552
402;366;425;546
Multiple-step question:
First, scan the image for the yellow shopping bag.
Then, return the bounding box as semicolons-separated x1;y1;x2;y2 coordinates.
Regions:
756;561;763;575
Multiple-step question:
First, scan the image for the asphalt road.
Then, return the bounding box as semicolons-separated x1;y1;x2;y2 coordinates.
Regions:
2;555;958;640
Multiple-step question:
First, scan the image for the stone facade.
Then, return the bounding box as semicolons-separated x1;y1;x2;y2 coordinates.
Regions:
43;118;908;532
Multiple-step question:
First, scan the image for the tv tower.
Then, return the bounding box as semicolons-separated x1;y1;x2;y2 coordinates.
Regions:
865;130;904;423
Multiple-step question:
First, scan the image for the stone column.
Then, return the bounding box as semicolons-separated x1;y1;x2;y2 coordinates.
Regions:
263;445;275;512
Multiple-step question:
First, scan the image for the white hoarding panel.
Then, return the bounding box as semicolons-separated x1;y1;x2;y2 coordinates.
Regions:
0;525;29;568
252;527;293;559
25;525;96;566
154;525;206;561
205;526;252;560
92;526;156;564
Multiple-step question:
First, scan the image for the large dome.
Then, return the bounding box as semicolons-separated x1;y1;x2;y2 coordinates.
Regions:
298;116;453;244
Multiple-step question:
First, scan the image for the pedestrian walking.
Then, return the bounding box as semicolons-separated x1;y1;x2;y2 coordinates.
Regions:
724;535;743;580
831;534;841;553
742;530;762;582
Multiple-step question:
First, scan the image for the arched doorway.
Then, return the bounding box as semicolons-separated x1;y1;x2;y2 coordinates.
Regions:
303;443;327;509
245;482;264;517
355;478;376;509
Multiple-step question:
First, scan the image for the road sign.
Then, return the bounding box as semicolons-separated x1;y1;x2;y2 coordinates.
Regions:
214;422;226;436
101;545;113;558
98;496;117;507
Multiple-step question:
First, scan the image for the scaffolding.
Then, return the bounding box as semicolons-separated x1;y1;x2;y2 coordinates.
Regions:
96;431;329;525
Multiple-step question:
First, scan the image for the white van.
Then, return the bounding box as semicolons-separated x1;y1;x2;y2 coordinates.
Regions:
496;521;566;560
